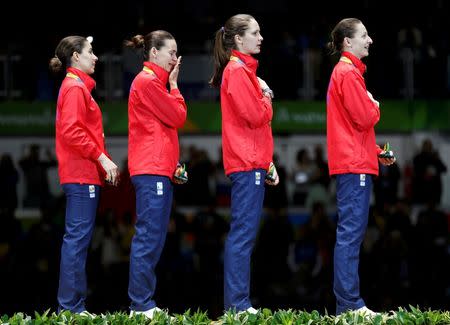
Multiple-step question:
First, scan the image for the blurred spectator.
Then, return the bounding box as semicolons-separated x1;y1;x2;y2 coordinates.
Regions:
90;209;129;311
412;139;447;205
92;210;124;269
305;146;331;211
411;199;448;308
287;203;335;308
122;46;142;95
213;146;232;207
297;24;327;99
264;154;288;209
0;207;23;314
115;158;136;221
254;208;293;308
373;159;401;208
272;31;299;99
19;144;56;208
0;153;19;214
397;17;424;60
386;199;413;238
11;204;62;312
397;16;424;98
186;147;214;205
379;199;413;308
292;148;314;206
157;206;184;311
311;144;330;189
195;205;227;276
402;160;414;202
305;182;331;213
421;14;448;98
194;205;228;314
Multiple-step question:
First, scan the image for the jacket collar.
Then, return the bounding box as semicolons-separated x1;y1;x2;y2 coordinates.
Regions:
66;67;96;92
231;49;258;73
341;51;366;75
144;61;169;85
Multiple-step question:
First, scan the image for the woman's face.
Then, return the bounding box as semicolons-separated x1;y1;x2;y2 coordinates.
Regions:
345;22;373;59
236;19;263;55
72;41;98;74
152;38;178;72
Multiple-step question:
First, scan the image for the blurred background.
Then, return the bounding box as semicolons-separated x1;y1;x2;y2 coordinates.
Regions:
0;0;449;317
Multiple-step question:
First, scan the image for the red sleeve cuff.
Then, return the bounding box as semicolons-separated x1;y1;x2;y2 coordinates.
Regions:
170;88;181;96
375;145;383;154
91;147;103;161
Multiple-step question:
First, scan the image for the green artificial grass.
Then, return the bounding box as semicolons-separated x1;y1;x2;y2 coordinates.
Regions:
2;306;449;325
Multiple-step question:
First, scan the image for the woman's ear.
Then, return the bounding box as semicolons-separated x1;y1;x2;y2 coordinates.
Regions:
150;47;157;59
71;51;79;63
344;37;352;48
234;34;242;46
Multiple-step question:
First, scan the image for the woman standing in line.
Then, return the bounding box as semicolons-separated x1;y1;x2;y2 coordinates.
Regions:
50;35;119;314
210;14;279;314
326;18;396;316
124;30;187;319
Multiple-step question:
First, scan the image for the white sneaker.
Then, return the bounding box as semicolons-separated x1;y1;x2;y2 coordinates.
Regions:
130;306;163;319
233;307;259;320
246;307;259;314
78;310;95;318
355;306;378;317
236;307;259;316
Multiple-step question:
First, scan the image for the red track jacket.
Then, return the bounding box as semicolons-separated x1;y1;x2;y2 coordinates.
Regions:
55;67;106;185
220;50;273;175
326;51;382;176
128;61;187;179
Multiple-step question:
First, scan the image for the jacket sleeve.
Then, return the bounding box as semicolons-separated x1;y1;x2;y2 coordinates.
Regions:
225;68;273;129
139;79;187;129
376;144;383;154
341;70;380;131
59;86;102;160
